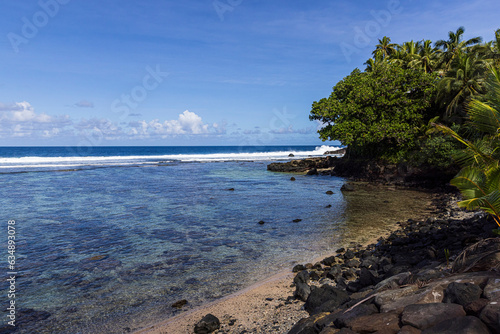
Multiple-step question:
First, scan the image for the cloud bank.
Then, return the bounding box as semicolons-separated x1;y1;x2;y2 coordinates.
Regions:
0;102;223;143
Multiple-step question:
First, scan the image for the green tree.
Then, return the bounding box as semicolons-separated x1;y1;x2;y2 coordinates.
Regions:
373;36;398;59
437;50;487;118
310;63;437;161
435;66;500;228
408;40;441;73
435;26;482;71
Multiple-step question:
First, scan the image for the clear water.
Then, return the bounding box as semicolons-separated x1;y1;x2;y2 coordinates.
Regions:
0;146;433;333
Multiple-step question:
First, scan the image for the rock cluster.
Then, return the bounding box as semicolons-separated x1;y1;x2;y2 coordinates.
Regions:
267;157;338;174
267;157;458;188
287;195;500;334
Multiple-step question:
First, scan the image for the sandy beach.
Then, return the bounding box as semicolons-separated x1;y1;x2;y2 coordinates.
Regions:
134;223;406;334
134;269;309;334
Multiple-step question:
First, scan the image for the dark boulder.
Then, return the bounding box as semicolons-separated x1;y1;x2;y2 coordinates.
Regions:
333;304;379;328
344;249;355;260
348;311;400;334
479;304;500;334
326;265;342;280
304;284;349;315
171;299;187;309
292;264;306;272
464;298;489;316
306;168;318;175
294;271;311;302
322;256;337;267
421;316;491;334
194;314;220;334
401;303;466;330
443;282;482;306
357;267;378;287
340;184;355;192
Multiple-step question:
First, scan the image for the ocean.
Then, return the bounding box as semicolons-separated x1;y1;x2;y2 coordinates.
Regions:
0;146;432;333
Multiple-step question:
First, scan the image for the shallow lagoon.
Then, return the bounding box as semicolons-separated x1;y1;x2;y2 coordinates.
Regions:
0;159;433;333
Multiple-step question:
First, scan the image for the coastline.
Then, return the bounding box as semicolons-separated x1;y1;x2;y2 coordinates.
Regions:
135;187;500;334
133;182;441;334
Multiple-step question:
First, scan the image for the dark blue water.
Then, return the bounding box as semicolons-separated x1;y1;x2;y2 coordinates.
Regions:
0;146;432;333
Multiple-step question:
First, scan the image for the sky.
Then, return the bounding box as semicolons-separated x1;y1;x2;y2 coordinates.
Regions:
0;0;499;146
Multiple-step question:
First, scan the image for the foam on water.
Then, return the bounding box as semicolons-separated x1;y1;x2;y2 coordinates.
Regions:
0;145;342;171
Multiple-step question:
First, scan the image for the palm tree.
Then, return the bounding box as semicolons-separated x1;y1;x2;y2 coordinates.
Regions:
488;28;500;66
408;40;441;73
436;26;482;71
373;36;398;60
364;52;384;72
387;41;420;69
435;66;500;228
437;50;487;117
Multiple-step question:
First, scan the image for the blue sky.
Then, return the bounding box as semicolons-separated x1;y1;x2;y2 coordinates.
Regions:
0;0;499;146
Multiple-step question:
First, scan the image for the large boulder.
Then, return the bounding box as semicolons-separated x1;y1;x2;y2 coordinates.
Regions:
401;303;466;330
304;285;349;315
287;313;331;334
483;278;500;302
294;270;311;302
347;311;400;334
479;303;500;334
194;314;220;334
443;282;482;306
421;316;491;334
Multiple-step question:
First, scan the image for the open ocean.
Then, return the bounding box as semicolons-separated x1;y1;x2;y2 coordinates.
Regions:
0;146;432;333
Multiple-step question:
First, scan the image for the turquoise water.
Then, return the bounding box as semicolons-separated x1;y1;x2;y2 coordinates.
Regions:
0;146;352;333
0;146;435;333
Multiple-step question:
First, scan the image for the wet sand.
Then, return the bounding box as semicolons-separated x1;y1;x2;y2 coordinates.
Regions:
134;270;308;334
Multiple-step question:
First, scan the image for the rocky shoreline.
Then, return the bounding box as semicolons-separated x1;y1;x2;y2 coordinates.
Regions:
285;192;500;334
267;157;458;188
188;190;500;334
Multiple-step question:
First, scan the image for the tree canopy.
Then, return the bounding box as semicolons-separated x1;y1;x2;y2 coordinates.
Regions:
311;27;500;166
310;62;437;161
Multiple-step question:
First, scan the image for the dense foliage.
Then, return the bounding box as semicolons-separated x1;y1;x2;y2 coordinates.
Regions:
311;27;500;166
436;67;500;228
310;63;436;161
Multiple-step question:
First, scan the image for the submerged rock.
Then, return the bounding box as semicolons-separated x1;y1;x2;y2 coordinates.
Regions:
171;299;188;309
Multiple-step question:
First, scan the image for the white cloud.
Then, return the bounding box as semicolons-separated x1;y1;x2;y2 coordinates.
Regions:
128;110;218;138
0;102;72;139
0;104;223;143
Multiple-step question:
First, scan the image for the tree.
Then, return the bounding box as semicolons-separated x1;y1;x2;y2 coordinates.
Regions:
435;66;500;228
408;40;441;73
310;63;437;161
435;26;482;71
373;36;398;60
437;50;487;118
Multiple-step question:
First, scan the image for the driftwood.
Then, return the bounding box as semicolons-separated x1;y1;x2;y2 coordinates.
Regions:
452;238;500;273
